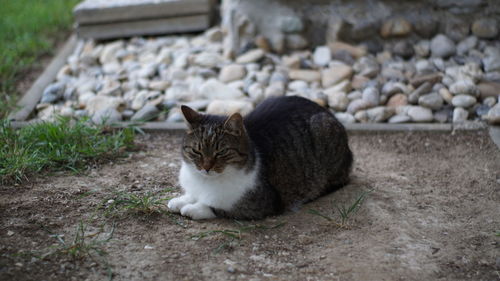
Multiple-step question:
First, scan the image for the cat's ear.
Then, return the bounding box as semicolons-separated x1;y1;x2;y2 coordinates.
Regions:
224;113;244;136
181;105;202;129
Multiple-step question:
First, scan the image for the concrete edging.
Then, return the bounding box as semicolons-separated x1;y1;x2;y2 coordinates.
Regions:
8;35;78;122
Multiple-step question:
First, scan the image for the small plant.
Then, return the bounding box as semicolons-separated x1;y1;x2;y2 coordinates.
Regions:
0;117;135;183
309;190;372;228
104;189;172;216
192;220;285;253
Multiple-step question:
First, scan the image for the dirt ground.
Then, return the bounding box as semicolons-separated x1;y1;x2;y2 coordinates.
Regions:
1;130;499;281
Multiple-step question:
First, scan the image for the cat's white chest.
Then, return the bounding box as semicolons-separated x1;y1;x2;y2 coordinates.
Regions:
178;161;258;210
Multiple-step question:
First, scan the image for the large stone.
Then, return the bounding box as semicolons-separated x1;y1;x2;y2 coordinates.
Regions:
200;79;244;100
408;82;433;104
313;46;331;67
380;18;412;38
326;91;349;111
92;108;122;124
334;112;356;124
131;104;160;121
362;87;380;106
285;34;308;50
264;82;286;99
451;95;477;108
279;16;304;33
321;64;353;88
41;82;66;104
366;106;395;123
329;42;367;59
206;100;254;116
430;34;456;58
282;55;301;69
353;56;380;78
407;106;433;122
483;55;500;73
193;52;223;68
86;95;125;115
418;92;443;110
219;64;246;83
347;99;372;114
381;82;407;97
478;82;500;99
289;69;321;82
485;103;500;124
471;18;498;39
386;93;408;108
388;114;411;123
236;49;265;64
457;36;478;56
99;40;124;64
165;82;193;101
449;80;478;96
452;107;469;123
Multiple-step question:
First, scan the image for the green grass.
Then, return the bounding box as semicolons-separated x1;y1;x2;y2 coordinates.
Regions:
0;0;80;118
0;117;135;183
104;189;173;216
309;190;372;228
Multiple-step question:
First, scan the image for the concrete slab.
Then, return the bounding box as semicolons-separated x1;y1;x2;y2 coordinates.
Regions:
77;14;209;39
489;126;500;150
74;0;212;24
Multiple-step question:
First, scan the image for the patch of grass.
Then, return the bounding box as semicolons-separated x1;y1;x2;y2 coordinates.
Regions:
0;0;80;118
103;189;172;216
0;117;135;183
309;190;372;228
41;221;114;280
192;220;286;253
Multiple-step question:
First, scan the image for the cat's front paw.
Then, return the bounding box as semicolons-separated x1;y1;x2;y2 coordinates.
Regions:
167;195;195;213
180;203;216;220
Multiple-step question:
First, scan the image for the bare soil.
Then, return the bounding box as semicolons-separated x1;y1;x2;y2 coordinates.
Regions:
1;130;499;281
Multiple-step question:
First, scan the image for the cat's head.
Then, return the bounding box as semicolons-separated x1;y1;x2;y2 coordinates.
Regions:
180;106;251;175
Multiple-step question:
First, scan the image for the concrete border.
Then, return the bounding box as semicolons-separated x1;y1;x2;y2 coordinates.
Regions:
8;35;78;122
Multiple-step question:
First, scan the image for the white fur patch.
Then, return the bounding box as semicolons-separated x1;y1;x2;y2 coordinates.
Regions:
167;160;258;219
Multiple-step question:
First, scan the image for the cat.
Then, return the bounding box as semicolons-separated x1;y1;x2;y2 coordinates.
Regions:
167;96;353;220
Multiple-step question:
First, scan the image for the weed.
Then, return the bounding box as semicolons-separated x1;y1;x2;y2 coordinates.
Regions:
0;117;135;184
192;220;285;253
104;189;172;216
309;190;372;228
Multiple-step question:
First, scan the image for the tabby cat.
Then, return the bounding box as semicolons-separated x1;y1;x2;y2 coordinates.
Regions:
167;96;353;220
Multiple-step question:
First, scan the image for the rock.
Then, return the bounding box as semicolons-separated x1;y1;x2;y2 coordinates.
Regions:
471;18;498;39
236;49;265;64
206;100;254;116
279;16;304;33
254;35;271;52
354;110;369;123
200;79;244;100
433;107;452;123
366;106;394;122
418;92;443;110
86;96;125;115
59;107;74;118
282;55;301;69
382;82;407;97
165;82;193;101
149;80;170;91
393;41;414;59
485;103;500;124
408;82;433;104
41;82;65;103
247;83;264;103
37;105;61;121
219;64;247;83
321;64;353;88
449;80;478;96
353;56;380;78
324;80;351;95
131;91;162;111
444;17;470;42
335;112;356;124
264;82;285;99
483;55;500;73
386;93;408;108
452;107;469;123
347;91;362;101
131;104;160;121
478;82;500;99
430;34;456;58
388;114;411;123
92;108;122;124
347;99;372;114
136;63;157;78
288;80;309;92
351;75;370;90
326;91;349;111
289;69;321;82
313;46;331;67
415;60;436;75
99;40;124;64
457;36;478;56
329;42;367;59
408;106;433;122
439;88;453;104
205;27;223;42
269;32;285;54
285;34;308;50
414;40;430;57
270;71;288;84
380;18;412;38
476;104;491;117
362;87;380;106
483;97;497;108
410;73;442;88
166;109;183;123
182;100;211;111
451;95;477;108
193;52;222;68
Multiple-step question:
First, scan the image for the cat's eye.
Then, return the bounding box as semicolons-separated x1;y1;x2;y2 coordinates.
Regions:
184;147;201;157
215;149;229;158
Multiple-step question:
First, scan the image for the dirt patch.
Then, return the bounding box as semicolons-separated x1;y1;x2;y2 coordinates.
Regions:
1;130;499;281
